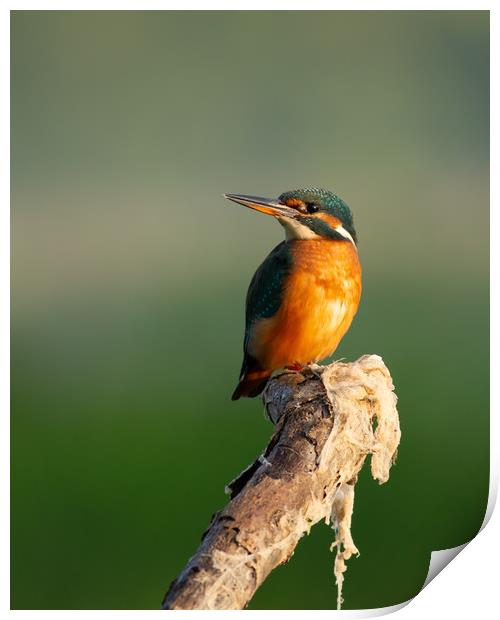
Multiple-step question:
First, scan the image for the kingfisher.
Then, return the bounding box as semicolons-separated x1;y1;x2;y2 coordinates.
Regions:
225;187;362;400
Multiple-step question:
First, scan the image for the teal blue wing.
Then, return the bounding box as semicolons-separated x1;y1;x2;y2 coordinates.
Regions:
239;241;293;376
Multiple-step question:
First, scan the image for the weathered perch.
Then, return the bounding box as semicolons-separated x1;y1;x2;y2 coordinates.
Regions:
162;354;400;610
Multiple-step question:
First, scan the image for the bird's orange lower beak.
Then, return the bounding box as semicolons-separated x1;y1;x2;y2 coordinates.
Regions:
224;193;298;218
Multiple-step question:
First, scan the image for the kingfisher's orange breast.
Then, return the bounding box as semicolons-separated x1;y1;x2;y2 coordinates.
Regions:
249;239;362;370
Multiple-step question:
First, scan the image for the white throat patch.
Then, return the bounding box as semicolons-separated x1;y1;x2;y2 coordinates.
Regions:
278;217;357;247
278;217;320;240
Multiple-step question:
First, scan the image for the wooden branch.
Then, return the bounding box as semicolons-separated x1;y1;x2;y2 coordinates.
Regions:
162;355;400;610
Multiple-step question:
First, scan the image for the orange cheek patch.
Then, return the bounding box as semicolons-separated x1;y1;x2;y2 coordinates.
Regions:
316;213;341;228
285;198;306;209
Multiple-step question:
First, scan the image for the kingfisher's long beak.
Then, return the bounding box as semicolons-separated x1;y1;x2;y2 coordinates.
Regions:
224;193;298;218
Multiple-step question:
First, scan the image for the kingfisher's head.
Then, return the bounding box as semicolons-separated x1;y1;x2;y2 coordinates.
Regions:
224;187;357;245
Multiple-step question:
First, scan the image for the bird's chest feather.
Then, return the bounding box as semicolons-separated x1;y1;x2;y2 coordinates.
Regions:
284;240;361;339
250;240;362;366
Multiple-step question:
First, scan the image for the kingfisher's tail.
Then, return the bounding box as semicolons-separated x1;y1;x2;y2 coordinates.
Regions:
231;357;271;400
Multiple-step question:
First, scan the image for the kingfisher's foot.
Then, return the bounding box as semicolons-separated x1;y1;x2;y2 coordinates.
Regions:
298;362;325;380
285;362;305;372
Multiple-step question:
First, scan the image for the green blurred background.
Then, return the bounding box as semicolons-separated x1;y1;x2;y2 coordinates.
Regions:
11;10;489;610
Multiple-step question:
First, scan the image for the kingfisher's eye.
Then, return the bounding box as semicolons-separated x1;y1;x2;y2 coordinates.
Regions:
306;203;319;213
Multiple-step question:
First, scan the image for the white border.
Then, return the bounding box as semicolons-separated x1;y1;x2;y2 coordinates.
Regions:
4;3;495;617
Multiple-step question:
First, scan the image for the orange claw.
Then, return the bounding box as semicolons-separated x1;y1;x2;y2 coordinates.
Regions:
286;362;305;372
